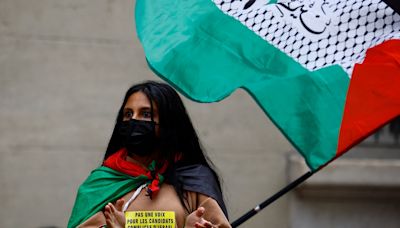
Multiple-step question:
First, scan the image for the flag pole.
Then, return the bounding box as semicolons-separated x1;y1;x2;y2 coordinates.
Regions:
230;170;314;227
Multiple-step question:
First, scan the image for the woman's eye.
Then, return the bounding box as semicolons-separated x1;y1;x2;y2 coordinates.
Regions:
124;111;133;119
143;111;152;118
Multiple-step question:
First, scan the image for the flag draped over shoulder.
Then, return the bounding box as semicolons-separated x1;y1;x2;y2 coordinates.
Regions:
67;166;148;228
135;0;400;170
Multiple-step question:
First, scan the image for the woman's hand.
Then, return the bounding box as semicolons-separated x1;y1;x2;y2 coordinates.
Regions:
185;207;216;228
104;198;125;228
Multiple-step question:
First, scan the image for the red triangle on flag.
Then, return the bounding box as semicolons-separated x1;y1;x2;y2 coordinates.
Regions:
337;40;400;156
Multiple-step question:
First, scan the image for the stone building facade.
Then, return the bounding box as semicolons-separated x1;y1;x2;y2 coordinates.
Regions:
0;1;398;227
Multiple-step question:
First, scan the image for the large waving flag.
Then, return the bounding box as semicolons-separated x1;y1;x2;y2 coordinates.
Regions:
135;0;400;171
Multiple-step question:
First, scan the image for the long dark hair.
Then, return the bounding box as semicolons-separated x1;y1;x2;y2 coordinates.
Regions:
104;81;222;211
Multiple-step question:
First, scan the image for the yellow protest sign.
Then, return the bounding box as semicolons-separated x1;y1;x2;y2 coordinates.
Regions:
125;211;176;228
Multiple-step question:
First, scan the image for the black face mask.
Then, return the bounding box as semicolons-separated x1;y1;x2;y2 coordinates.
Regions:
119;119;158;157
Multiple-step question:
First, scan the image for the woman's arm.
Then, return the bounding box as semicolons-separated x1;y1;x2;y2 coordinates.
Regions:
78;199;125;228
77;211;107;228
185;192;231;228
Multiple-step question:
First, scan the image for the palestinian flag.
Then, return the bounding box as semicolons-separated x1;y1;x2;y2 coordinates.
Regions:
135;0;400;171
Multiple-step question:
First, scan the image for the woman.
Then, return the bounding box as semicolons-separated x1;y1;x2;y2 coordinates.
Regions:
68;81;230;228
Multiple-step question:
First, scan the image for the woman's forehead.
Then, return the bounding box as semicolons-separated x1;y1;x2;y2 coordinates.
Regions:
125;91;157;110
